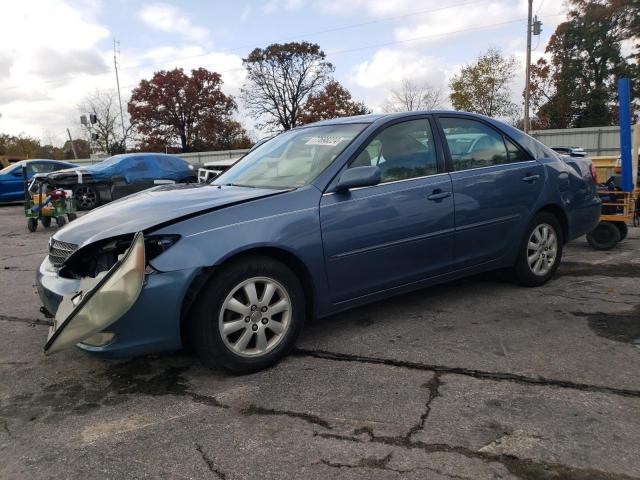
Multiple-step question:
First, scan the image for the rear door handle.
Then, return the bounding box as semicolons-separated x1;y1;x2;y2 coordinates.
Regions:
427;190;451;201
522;174;541;183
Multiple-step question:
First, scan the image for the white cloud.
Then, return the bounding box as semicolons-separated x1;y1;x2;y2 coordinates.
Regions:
262;0;304;13
351;49;447;90
138;3;209;42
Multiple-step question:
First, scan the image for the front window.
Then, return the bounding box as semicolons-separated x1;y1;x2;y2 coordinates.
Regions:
214;124;367;189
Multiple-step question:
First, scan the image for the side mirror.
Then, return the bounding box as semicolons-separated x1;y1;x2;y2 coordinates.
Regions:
336;165;381;191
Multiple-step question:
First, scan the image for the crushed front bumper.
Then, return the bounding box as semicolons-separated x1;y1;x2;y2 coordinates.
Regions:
36;256;200;358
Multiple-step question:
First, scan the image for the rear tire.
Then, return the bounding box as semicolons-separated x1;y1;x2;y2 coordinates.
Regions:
73;185;99;210
586;222;620;250
67;212;77;222
40;217;51;228
512;212;563;287
190;255;305;374
55;216;66;228
27;218;37;232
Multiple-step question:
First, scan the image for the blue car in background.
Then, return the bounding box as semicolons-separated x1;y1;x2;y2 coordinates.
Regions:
41;153;196;210
37;111;601;374
0;159;78;202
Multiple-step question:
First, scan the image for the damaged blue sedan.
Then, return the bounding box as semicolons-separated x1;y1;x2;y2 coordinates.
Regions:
37;111;601;373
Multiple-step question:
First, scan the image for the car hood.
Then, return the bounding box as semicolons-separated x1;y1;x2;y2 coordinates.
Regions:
53;183;285;247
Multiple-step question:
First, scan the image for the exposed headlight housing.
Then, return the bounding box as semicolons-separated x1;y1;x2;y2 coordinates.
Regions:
60;234;180;278
45;233;145;354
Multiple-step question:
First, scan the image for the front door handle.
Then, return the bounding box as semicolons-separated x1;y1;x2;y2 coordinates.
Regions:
427;190;451;201
522;174;541;183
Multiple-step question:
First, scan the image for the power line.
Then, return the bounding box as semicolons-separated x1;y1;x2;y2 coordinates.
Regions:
121;0;490;73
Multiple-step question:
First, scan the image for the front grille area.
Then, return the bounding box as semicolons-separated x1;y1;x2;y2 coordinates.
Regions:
49;239;78;268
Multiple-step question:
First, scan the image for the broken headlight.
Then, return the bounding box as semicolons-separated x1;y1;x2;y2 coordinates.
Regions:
61;234;180;279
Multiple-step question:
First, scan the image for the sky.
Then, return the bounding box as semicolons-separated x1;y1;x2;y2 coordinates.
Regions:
0;0;569;145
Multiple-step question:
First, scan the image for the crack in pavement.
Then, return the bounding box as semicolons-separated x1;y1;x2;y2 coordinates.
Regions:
314;430;640;480
294;349;640;399
195;443;227;479
0;314;52;326
240;404;332;429
406;373;441;441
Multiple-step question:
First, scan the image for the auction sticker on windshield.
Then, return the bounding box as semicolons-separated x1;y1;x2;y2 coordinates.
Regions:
305;136;346;146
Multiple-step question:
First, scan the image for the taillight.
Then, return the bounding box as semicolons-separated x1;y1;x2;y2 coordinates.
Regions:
589;163;597;183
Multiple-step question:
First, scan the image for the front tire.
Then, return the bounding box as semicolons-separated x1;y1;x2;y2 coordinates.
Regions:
190;256;305;374
512;212;563;287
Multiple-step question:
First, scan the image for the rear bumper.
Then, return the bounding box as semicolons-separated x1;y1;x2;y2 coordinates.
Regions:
567;197;601;241
36;257;200;357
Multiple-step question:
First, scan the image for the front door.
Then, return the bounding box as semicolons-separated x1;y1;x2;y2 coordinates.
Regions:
320;118;455;304
436;116;545;269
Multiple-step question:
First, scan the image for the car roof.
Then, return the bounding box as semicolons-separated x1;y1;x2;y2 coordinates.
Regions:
300;110;507;128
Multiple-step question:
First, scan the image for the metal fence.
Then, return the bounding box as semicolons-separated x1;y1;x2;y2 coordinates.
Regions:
71;149;250;167
530;126;620;157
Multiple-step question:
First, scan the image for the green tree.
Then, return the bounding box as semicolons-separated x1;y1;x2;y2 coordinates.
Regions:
241;42;334;131
528;0;637;128
0;133;40;158
449;48;518;118
298;80;370;125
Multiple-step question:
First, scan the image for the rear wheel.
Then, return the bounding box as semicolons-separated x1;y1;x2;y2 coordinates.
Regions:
74;185;99;210
190;256;305;374
587;221;620;250
512;212;563;287
67;212;77;222
40;217;51;228
27;218;37;232
55;216;66;228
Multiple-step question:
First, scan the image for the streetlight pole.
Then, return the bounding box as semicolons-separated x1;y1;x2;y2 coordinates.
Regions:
524;0;533;133
113;39;127;152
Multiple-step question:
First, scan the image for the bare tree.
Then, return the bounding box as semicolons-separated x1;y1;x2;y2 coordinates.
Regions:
79;89;132;155
241;42;334;131
383;79;445;113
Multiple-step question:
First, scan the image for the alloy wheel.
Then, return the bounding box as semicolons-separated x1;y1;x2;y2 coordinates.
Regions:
527;223;558;276
218;276;291;357
75;186;97;209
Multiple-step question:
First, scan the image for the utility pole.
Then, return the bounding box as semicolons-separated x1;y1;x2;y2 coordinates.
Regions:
66;128;78;160
524;0;533;133
113;38;127;152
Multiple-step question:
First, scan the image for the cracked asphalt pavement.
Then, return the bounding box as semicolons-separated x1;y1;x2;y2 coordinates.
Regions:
1;204;640;479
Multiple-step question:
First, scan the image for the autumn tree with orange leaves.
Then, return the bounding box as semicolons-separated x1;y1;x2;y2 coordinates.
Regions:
128;68;250;152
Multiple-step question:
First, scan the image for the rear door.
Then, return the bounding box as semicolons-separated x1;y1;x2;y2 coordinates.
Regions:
320;117;455;303
435;115;545;269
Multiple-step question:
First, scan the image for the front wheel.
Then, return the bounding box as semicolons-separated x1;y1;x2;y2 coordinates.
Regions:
190;256;305;374
512;212;563;287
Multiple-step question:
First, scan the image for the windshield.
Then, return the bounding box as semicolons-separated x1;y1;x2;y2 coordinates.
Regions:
214;123;367;189
0;162;20;175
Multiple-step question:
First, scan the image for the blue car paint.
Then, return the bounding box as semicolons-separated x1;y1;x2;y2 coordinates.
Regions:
0;159;77;202
37;111;601;357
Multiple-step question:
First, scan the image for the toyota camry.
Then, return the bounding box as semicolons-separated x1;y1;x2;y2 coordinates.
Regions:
37;111;601;373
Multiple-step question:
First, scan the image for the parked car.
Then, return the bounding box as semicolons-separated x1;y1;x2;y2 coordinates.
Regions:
0;159;78;202
41;153;197;210
197;138;273;183
37;111;601;373
551;146;587;157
